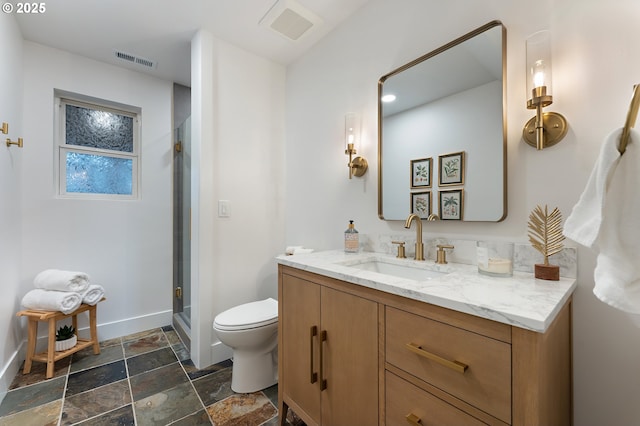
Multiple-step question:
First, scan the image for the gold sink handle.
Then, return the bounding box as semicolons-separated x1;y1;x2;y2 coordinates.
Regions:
435;244;454;264
391;241;406;258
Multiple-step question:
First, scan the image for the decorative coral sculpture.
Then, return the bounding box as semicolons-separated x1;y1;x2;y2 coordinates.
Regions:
527;205;565;280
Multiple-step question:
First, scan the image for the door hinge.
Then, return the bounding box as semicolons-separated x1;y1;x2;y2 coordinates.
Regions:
175;286;183;299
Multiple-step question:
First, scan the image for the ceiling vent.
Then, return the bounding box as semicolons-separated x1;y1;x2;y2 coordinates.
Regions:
113;50;157;69
259;0;323;41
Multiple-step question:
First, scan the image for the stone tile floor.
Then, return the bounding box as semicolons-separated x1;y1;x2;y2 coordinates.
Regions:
0;325;302;425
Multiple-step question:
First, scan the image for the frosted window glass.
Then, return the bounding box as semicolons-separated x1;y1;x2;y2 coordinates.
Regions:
66;152;132;195
65;104;134;152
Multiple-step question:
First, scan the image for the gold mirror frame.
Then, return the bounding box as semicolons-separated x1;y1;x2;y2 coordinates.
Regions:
378;21;507;222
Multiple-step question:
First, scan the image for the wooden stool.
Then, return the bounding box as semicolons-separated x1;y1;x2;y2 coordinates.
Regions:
16;298;104;379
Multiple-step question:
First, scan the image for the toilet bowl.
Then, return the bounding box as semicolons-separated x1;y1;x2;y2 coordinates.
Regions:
213;297;278;393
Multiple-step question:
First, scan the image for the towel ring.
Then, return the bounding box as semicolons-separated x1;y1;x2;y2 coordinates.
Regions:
619;84;640;155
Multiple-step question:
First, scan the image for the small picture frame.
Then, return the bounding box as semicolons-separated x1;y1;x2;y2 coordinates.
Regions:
438;151;465;186
410;191;432;219
439;189;464;220
410;157;432;188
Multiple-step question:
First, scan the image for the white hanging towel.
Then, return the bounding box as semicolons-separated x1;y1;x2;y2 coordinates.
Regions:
21;289;82;314
34;269;90;292
564;127;640;314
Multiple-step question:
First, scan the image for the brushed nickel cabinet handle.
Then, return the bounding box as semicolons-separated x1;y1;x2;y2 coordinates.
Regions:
406;413;422;425
406;342;468;374
319;330;327;391
309;326;318;384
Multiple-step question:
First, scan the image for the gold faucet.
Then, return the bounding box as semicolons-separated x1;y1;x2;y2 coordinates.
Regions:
404;214;425;261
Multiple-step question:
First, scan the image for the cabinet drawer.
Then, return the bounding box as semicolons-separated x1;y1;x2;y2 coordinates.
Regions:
386;371;487;426
386;307;511;423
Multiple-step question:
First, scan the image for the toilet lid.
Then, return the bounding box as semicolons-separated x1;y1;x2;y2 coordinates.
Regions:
214;297;278;330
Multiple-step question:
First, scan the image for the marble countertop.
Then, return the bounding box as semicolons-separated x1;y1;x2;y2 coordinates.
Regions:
276;250;577;333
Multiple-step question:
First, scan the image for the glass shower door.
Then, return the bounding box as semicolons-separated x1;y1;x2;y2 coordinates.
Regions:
173;117;191;345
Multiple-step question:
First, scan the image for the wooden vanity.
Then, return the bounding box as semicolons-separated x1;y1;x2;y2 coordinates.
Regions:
277;262;573;426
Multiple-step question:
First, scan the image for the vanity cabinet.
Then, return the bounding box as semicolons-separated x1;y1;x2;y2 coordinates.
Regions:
278;267;379;426
278;265;572;426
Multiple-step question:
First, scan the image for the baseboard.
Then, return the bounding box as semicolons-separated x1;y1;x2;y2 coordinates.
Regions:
211;340;233;366
95;309;173;342
0;342;24;404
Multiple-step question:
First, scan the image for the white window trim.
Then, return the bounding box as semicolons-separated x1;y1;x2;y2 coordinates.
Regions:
54;93;141;200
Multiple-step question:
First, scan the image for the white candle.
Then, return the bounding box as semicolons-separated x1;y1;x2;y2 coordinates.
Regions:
478;258;513;275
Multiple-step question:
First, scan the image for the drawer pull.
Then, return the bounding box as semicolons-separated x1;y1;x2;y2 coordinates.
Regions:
406;342;468;374
309;326;318;384
320;330;328;391
405;413;422;425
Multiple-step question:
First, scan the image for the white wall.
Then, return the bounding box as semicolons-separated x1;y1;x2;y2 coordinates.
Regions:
19;42;173;343
284;0;640;424
0;13;24;400
1;24;285;392
191;30;286;367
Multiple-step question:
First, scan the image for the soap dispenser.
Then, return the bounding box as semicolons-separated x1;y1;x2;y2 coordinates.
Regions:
344;220;359;253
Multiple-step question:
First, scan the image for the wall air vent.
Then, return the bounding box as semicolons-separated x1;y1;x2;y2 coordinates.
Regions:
259;0;322;41
114;50;157;69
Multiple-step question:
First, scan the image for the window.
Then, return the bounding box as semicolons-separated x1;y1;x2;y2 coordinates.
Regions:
56;94;140;199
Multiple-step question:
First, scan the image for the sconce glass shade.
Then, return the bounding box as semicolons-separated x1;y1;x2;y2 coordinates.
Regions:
526;30;553;101
345;112;358;150
344;112;367;178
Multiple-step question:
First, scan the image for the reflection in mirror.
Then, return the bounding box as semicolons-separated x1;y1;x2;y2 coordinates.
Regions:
378;21;506;222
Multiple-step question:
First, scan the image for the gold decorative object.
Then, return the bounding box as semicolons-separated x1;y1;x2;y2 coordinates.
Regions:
527;205;565;280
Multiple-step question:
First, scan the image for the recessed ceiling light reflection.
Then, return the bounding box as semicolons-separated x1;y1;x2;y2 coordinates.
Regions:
381;94;396;103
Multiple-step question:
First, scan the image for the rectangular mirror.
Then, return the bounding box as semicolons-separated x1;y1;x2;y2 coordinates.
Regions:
378;21;507;221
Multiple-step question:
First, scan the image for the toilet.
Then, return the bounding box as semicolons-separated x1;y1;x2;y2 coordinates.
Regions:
213;297;278;393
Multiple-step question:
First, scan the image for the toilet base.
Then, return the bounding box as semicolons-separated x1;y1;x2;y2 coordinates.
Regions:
231;348;278;393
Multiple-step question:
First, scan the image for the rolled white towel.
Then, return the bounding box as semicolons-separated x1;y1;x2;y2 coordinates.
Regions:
21;289;82;315
34;269;90;292
81;284;105;305
285;246;314;255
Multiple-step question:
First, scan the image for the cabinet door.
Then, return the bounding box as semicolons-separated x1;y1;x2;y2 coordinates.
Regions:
321;286;379;426
281;274;322;424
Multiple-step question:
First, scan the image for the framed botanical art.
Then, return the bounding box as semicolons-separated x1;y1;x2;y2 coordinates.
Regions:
438;151;465;186
410;157;432;188
439;189;463;220
410;191;432;219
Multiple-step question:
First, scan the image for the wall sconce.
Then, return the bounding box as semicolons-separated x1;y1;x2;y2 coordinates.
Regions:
523;30;568;150
344;113;368;179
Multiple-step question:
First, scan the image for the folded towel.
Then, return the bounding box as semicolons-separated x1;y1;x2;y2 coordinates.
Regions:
34;269;90;292
564;127;640;313
285;246;314;255
21;289;82;315
81;284;105;305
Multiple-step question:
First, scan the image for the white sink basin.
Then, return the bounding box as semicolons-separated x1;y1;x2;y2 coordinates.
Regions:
341;259;446;281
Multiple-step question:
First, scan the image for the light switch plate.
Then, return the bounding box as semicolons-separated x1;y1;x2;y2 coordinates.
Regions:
218;200;230;217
